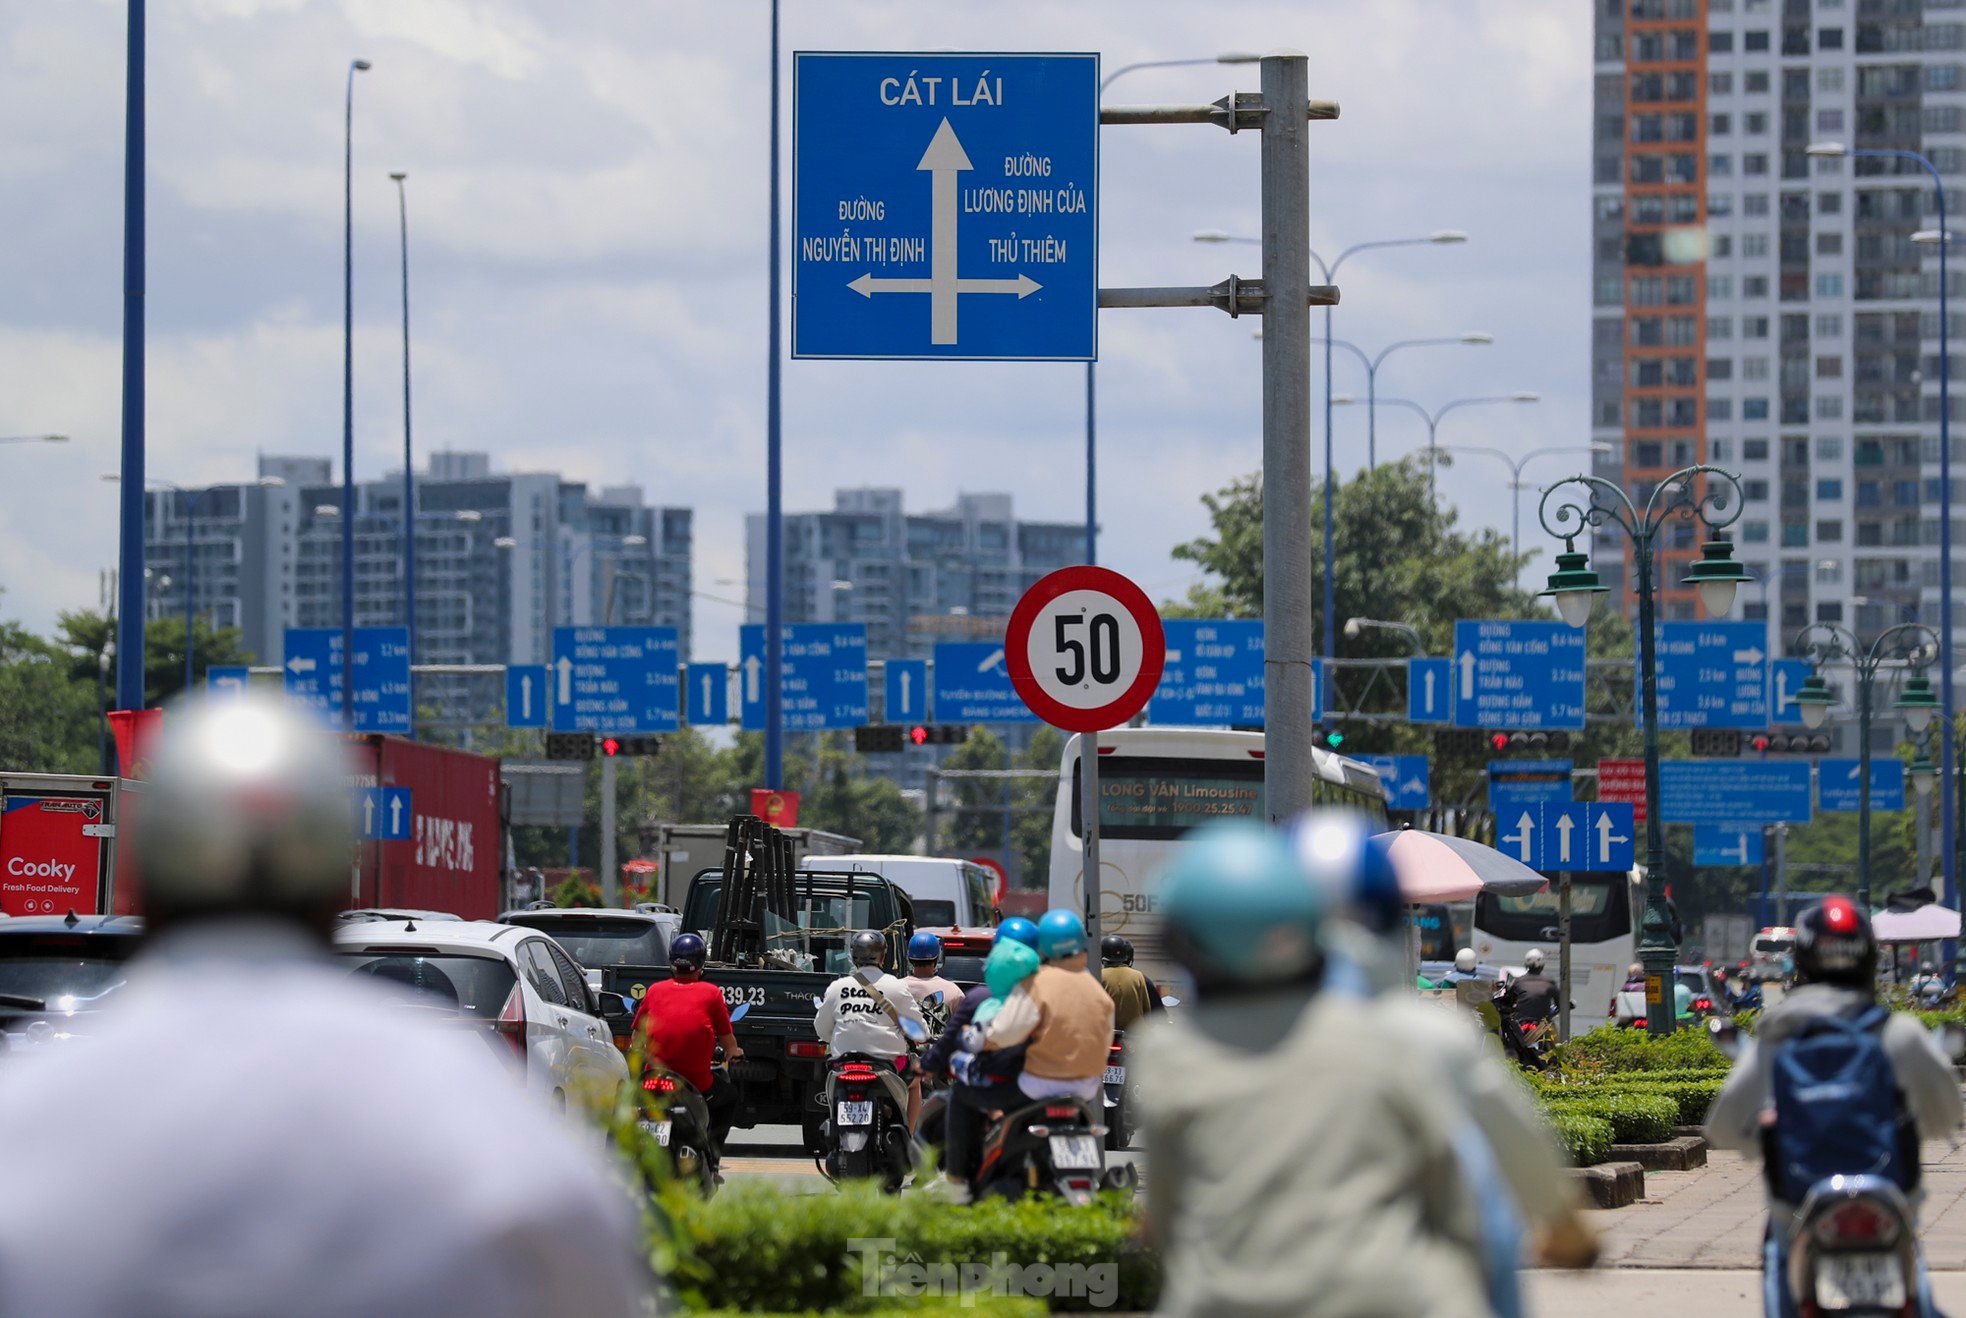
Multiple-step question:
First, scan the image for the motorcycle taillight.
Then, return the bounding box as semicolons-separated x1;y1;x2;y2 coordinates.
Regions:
1813;1198;1901;1249
1044;1105;1079;1119
839;1064;880;1082
643;1075;679;1093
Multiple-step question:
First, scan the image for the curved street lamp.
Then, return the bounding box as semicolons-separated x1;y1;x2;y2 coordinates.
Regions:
1437;442;1614;587
1536;465;1753;1037
1340;393;1542;509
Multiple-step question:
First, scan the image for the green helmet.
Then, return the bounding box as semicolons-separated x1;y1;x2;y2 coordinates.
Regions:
1159;821;1322;988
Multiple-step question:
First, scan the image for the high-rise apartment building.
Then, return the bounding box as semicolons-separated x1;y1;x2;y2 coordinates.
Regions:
1592;0;1964;660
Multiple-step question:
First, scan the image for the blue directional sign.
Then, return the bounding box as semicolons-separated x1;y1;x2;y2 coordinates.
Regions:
1452;620;1586;730
933;641;1034;722
551;627;681;734
283;627;411;733
1151;620;1263;726
1489;760;1573;816
1770;658;1815;727
686;663;730;727
1818;757;1907;813
1660;759;1814;825
1494;801;1635;872
739;625;868;731
1408;657;1452;724
359;786;412;842
1694;825;1765;868
792;52;1099;361
505;664;548;729
1651;621;1770;729
1361;754;1430;811
206;666;250;697
885;658;928;724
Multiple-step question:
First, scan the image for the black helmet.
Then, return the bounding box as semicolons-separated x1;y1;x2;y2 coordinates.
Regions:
1794;896;1878;988
669;932;708;972
850;930;887;968
1100;934;1132;966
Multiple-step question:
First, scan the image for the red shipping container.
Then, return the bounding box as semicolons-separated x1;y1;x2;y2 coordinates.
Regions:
349;736;504;920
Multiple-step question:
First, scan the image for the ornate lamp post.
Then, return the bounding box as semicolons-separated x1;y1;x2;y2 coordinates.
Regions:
1537;466;1752;1038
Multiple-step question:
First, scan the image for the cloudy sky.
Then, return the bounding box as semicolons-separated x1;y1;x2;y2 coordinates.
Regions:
0;1;1589;662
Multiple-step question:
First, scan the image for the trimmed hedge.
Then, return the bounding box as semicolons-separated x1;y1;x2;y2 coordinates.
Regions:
1541;1091;1676;1146
1546;1023;1730;1076
1610;1077;1725;1126
1545;1112;1614;1167
658;1182;1157;1314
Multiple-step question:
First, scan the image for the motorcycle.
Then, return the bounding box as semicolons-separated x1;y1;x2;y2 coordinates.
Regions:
1101;1031;1135;1150
815;969;931;1193
971;1092;1132;1206
634;1002;747;1194
1495;989;1554;1071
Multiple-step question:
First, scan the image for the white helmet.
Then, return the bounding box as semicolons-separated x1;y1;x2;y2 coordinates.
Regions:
1453;948;1477;974
1523;948;1546;972
139;694;357;921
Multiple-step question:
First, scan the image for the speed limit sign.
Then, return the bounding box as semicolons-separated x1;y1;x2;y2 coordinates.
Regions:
1006;565;1166;734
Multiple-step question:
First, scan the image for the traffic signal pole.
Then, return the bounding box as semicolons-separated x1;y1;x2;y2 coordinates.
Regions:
601;751;618;906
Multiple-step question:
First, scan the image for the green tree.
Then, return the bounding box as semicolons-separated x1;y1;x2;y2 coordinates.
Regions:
0;620;99;773
57;610;256;707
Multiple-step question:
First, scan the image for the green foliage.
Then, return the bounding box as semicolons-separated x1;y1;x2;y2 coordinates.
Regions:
1544;1112;1614;1167
552;875;601;908
1547;1023;1731;1075
1610;1078;1725;1126
655;1182;1156;1313
0;619;100;773
57;609;255;708
1540;1091;1676;1145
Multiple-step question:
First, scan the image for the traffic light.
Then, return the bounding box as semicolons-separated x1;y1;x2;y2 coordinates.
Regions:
1434;729;1488;758
599;735;662;758
1689;729;1742;757
545;733;595;761
1752;732;1833;754
855;724;906;753
1321;724;1346;751
1488;731;1571;755
910;725;971;746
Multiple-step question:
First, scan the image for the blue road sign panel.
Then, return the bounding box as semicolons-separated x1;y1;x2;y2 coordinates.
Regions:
1452;620;1586;730
1489;760;1573;815
1770;658;1814;728
1660;759;1813;825
1151;620;1264;726
206;666;250;697
686;663;730;727
505;664;548;729
933;641;1033;722
1694;825;1765;868
551;627;681;734
792;52;1099;362
1818;757;1907;812
885;658;928;723
1493;801;1634;872
1408;657;1452;724
283;627;410;733
739;625;869;731
359;786;412;842
1650;621;1770;729
1361;754;1430;811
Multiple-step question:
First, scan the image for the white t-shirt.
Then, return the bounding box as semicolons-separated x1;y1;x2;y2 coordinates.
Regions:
903;973;961;1034
815;971;925;1060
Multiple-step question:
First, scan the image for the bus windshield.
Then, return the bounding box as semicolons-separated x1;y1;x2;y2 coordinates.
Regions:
1070;757;1266;838
1474;876;1631;947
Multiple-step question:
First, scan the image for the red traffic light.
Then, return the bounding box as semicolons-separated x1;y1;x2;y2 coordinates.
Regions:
601;736;621;756
909;726;930;746
1752;735;1770;753
1490;733;1510;752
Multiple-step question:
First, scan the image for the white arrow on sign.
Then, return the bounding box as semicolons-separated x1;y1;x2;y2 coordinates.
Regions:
216;676;243;693
1423;668;1437;712
1776;667;1795;708
1728;832;1750;865
1596;810;1631;866
287;656;316;675
1554;810;1576;865
362;794;374;835
1402;777;1426;797
555;656;574;705
742;654;763;703
389;793;404;835
1503;810;1536;865
701;671;716;717
977;648;1006;675
1459;650;1477;701
898;668;913;716
1733;646;1765;664
1848;763;1863;780
845;120;1042;345
519;674;533;719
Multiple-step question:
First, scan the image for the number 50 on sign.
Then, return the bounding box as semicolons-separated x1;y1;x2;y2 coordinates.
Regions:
1006;566;1165;734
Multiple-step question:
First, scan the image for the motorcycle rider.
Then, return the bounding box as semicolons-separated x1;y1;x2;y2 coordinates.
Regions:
1622;962;1647;991
1911;959;1948;1009
901;931;961;1036
815;930;927;1130
0;694;648;1315
1099;933;1163;1032
1706;897;1962;1288
631;931;743;1161
981;910;1116;1102
939;930;1041;1189
1504;948;1562;1025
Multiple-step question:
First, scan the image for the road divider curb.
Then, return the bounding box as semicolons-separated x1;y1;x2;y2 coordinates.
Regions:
1571;1160;1645;1209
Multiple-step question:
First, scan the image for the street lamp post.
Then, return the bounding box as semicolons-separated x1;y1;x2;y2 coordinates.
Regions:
1311;334;1495;470
1537;465;1753;1037
341;57;372;732
1791;623;1941;910
1437;442;1614;588
115;0;146;721
1197;228;1470;660
1081;54;1259;567
0;434;70;447
1341;616;1426;656
1344;393;1543;510
1808;140;1957;955
390;169;416;735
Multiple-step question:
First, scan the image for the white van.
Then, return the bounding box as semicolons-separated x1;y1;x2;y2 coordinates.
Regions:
799;855;1001;930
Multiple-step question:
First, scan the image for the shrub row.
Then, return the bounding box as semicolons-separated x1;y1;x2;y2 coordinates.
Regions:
1546;1023;1730;1076
1540;1091;1677;1146
1544;1112;1614;1167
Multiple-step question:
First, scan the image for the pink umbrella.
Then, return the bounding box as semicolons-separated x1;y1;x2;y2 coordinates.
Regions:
1872;904;1961;944
1375;829;1550;904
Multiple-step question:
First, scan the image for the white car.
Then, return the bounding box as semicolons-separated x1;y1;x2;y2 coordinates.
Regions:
332;920;628;1116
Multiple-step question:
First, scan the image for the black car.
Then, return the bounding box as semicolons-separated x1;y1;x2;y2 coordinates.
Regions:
0;914;145;1050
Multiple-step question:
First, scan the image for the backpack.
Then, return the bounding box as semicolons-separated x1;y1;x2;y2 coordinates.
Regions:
1766;1004;1910;1203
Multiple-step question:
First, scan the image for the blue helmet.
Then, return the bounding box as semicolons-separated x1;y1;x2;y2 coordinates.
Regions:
996;916;1041;950
1294;811;1402;935
1160;821;1322;987
1036;909;1087;960
907;930;944;965
669;932;708;970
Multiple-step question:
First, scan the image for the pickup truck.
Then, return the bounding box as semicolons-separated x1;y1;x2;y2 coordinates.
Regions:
600;866;917;1150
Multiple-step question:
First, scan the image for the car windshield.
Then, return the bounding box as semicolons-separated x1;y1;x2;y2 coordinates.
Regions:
507;918;668;969
340;952;517;1019
912;900;957;926
944;954;986;985
0;933;140;1011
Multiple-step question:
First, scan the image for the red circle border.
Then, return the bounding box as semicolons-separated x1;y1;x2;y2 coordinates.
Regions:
1005;565;1166;733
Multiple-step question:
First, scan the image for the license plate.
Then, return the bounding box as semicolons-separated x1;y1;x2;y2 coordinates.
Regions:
837;1100;875;1126
1816;1252;1906;1310
1049;1133;1101;1170
639;1119;672;1147
1103;1065;1126;1085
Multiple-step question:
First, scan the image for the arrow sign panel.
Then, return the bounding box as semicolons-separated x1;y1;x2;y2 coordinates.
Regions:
1588;802;1636;871
932;641;1034;722
1769;658;1814;728
1649;621;1771;729
206;666;250;697
283;627;411;733
505;664;548;729
1408;657;1452;724
792;52;1098;361
1151;620;1264;726
550;627;681;734
1452;620;1586;730
739;624;869;731
1818;757;1907;812
1694;825;1765;868
359;786;412;842
1360;754;1430;811
687;662;730;727
885;658;928;723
